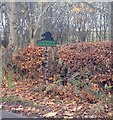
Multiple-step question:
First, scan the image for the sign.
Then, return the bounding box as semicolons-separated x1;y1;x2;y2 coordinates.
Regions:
37;39;57;84
37;40;57;47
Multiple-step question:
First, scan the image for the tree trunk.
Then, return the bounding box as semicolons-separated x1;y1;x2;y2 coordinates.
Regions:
111;2;113;40
6;2;17;50
33;3;54;41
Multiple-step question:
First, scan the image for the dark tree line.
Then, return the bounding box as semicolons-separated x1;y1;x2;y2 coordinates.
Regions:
0;2;111;50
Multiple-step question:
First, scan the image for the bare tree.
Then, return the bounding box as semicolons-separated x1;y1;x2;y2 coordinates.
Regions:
6;2;18;50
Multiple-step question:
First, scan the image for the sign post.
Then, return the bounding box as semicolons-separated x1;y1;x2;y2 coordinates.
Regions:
37;40;57;84
44;46;48;84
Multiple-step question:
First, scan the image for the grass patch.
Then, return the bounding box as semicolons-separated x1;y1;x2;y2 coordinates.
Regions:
7;73;15;90
2;94;39;107
2;95;26;103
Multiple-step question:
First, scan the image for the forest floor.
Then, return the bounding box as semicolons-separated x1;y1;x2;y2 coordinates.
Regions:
1;79;113;119
1;41;113;119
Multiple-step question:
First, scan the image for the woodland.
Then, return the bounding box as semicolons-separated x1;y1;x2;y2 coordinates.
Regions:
1;2;113;119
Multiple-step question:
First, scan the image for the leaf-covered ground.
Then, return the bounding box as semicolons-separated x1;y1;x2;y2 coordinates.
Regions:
1;41;113;119
1;79;113;118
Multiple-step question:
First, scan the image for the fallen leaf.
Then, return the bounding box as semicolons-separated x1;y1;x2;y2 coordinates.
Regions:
76;105;82;111
46;101;55;105
107;112;113;117
44;112;57;117
64;111;73;116
64;116;73;119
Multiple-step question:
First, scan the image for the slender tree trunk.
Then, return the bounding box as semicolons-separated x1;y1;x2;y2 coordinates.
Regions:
6;2;17;50
103;15;106;40
33;3;53;41
111;2;113;40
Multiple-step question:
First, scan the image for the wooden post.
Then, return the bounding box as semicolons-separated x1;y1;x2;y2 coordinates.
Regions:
44;46;48;84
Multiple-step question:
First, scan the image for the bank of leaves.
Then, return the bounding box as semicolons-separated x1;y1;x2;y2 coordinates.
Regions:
59;41;113;89
12;41;113;91
2;41;113;118
12;45;45;79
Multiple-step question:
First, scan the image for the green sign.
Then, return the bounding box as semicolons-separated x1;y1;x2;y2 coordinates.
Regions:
37;40;57;47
